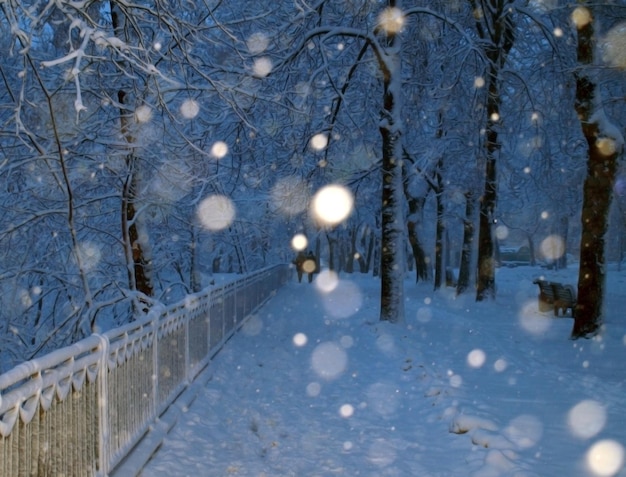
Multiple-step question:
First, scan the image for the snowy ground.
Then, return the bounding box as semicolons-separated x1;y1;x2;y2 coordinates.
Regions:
142;265;626;477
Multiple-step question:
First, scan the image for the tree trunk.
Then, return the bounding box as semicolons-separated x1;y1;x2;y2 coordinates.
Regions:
475;57;501;301
457;192;475;295
123;170;153;299
111;2;153;302
556;216;569;269
401;154;430;282
473;0;515;301
346;227;358;273
379;5;405;322
380;122;405;321
364;227;376;274
191;224;202;293
434;156;445;290
527;233;537;266
405;194;430;283
571;5;621;338
327;233;336;271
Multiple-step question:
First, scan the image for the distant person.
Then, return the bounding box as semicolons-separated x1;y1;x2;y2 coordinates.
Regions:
293;251;306;283
303;251;318;283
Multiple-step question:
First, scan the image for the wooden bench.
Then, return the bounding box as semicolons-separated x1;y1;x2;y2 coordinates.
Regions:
532;279;577;317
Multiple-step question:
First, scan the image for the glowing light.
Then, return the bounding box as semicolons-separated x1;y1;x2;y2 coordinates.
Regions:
293;332;308;347
519;301;551;335
135;105;152;123
252;57;272;77
314;269;339;293
291;233;308;251
495;225;509;240
540;234;565;260
306;381;321;397
302;259;316;274
541;211;549;219
449;374;463;388
571;7;592;29
311;184;354;226
339;404;354;418
494;358;508;372
467;349;486;368
311;342;347;380
603;23;626;69
554;27;563;37
586;440;624;476
568;400;607;439
596;138;617;156
153;41;162;51
309;133;328;151
416;307;432;323
378;7;405;34
197;195;235;231
474;76;485;88
247;32;269;54
180;99;200;119
340;335;354;348
490;112;500;122
211;141;228;159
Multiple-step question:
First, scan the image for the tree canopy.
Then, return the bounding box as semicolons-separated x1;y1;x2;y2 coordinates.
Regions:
1;0;624;369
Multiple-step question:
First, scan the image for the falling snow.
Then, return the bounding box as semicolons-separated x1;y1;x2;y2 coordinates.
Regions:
142;266;626;476
2;2;626;475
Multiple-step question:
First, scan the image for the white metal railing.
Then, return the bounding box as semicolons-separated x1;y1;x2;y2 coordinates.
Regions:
0;264;290;477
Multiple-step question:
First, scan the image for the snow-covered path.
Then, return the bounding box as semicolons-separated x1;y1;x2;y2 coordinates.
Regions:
141;268;626;477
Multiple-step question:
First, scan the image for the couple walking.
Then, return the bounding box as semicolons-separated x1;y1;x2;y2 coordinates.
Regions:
293;251;319;283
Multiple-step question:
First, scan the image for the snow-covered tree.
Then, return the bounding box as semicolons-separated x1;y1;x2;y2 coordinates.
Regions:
570;4;625;338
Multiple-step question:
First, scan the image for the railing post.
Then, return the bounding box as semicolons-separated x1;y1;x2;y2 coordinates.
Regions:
184;308;190;384
96;333;110;476
151;313;159;416
207;292;212;365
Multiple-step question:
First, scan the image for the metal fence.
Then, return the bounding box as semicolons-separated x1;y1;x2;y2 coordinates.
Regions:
0;264;290;477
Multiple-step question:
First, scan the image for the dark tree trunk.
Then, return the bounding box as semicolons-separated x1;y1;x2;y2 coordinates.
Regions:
406;194;430;283
379;2;405;322
571;7;621;338
111;3;153;302
476;145;497;301
434;116;446;291
326;233;336;271
473;0;515;301
380;120;405;321
527;233;537;266
556;216;569;269
572;7;622;339
457;192;475;295
434;182;445;290
123;168;153;298
361;226;376;276
191;225;202;293
346;227;359;273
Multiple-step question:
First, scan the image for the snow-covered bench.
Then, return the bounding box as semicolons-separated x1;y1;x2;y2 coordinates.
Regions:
532;279;576;317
